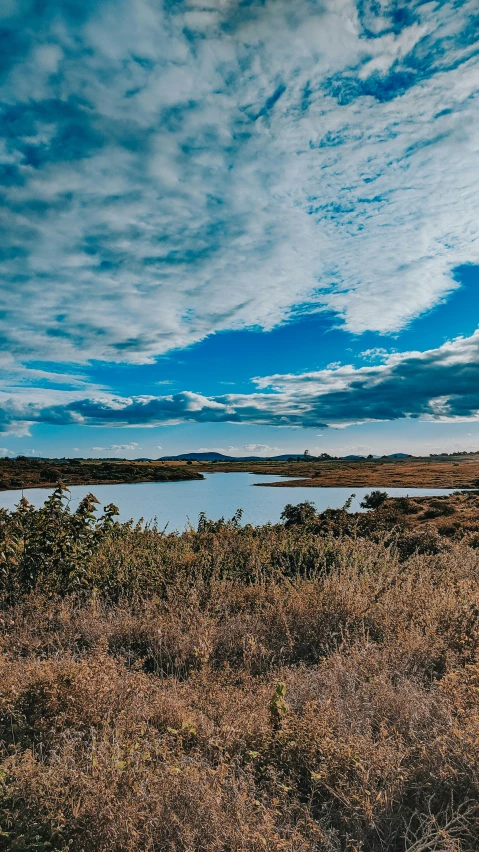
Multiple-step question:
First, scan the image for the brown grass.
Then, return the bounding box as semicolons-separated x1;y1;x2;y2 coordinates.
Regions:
1;494;479;850
248;458;479;488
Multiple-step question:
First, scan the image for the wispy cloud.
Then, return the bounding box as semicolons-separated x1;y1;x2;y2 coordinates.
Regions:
243;444;280;454
0;0;477;376
196;444;281;455
91;442;140;452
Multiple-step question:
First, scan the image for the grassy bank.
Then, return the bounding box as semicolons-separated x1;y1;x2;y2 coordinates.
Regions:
1;488;479;850
0;457;203;492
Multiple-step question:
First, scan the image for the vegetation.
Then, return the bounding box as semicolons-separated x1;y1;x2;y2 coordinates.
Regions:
0;457;203;491
360;490;389;510
246;455;479;489
1;487;479;849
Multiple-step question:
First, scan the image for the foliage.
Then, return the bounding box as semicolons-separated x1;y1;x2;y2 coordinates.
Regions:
280;501;317;527
360;490;389;509
0;484;121;601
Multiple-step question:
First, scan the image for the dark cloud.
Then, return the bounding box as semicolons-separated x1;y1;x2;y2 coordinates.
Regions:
1;331;479;433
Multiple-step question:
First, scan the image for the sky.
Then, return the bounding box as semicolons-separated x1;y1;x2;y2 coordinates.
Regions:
0;0;478;459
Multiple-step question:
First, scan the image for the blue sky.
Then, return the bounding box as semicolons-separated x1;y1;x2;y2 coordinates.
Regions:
0;0;478;458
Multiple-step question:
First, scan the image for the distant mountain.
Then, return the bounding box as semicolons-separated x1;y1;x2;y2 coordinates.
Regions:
271;454;320;461
344;453;412;460
387;453;412;458
159;452;315;462
160;452;236;461
159;451;413;463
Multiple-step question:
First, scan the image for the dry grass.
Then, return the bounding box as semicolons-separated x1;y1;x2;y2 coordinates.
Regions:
203;456;479;489
1;493;479;850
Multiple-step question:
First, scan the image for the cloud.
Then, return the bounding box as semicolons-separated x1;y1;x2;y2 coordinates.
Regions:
196;444;280;455
360;348;390;362
0;0;477;375
243;444;281;454
251;328;479;426
91;442;140;452
2;328;479;432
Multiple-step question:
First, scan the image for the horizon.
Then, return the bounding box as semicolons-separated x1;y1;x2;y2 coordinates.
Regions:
5;448;479;462
1;0;478;458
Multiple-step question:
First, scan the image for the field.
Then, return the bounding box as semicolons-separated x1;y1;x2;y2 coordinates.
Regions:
201;456;479;489
1;486;479;850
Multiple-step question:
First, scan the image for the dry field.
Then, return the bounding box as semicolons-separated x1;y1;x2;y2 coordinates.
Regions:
1;488;479;850
203;456;479;489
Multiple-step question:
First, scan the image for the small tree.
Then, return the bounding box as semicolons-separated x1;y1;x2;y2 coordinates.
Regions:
281;501;317;528
360;490;388;510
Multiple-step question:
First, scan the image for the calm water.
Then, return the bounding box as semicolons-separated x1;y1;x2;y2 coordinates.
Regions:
0;473;456;530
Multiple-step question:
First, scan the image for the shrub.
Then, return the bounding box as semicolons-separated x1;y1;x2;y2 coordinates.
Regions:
360;490;389;509
280;501;317;527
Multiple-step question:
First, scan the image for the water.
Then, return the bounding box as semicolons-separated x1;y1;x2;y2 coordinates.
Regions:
0;473;456;530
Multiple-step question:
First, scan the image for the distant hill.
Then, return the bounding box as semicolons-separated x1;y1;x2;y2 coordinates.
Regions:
344;453;411;460
159;452;315;462
159;451;413;462
160;452;236;461
387;453;412;458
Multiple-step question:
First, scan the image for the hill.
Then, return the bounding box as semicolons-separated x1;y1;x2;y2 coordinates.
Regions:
159;451;315;462
160;452;326;462
160;451;412;462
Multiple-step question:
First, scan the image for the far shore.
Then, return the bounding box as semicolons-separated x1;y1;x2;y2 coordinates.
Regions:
1;454;479;492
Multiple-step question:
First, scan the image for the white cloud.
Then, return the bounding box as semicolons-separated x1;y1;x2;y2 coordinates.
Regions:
243;444;280;454
360;348;390;361
194;443;280;456
0;0;477;374
91;442;140;452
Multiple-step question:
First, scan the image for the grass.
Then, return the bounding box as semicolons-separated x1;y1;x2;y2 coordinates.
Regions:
1;486;479;850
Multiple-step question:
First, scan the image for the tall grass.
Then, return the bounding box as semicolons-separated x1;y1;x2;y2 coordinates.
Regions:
1;488;479;850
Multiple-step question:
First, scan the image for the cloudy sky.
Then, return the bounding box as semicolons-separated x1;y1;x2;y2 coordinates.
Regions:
1;0;478;458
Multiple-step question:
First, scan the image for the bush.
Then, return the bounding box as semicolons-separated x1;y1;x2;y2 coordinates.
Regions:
280;501;317;527
360;490;389;509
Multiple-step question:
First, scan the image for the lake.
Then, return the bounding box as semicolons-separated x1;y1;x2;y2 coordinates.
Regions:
0;473;456;530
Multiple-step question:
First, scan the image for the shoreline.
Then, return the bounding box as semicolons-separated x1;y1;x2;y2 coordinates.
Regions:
2;456;479;491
